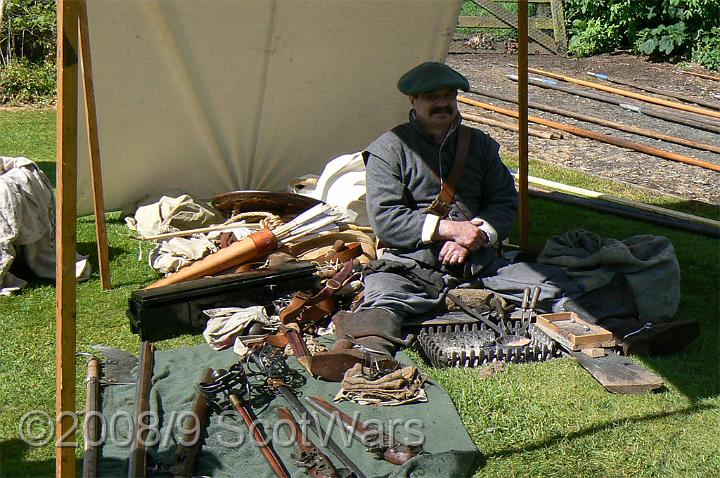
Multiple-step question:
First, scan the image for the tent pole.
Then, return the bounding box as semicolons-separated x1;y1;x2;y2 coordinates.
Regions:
517;0;529;249
56;0;79;476
78;0;111;290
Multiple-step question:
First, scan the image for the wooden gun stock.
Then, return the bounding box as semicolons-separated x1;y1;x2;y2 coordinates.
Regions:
229;394;290;478
170;368;213;478
82;357;101;478
128;342;155;478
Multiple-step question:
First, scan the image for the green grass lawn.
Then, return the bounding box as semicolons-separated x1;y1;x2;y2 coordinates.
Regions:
0;108;718;477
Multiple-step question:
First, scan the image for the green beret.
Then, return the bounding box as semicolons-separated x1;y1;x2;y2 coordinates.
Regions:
397;61;470;95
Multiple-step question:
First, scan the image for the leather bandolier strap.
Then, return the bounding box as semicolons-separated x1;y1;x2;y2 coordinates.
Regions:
301;241;364;264
427;124;472;218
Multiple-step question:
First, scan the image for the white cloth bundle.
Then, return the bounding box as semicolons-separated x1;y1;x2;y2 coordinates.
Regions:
0;156;90;295
290;152;369;227
202;306;277;351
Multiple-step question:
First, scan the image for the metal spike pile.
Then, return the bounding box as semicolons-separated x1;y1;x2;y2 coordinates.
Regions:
416;322;562;368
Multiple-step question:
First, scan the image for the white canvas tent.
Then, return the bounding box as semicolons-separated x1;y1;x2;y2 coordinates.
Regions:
76;0;464;214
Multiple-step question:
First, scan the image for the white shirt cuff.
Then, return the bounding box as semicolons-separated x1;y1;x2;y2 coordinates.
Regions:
474;217;498;246
421;214;441;244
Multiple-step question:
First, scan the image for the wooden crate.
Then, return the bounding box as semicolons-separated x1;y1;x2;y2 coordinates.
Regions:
535;312;615;351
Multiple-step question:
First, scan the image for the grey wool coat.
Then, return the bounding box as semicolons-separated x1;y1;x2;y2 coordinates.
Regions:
364;114;518;276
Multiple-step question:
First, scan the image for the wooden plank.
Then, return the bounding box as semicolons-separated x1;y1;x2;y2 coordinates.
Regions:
469;0;558;53
458;15;554;30
56;0;79;476
523;174;720;229
570;351;664;394
78;0;112;290
581;347;607;358
536;312;615;350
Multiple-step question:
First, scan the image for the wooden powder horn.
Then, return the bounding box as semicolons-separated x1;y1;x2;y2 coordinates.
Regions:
144;228;278;289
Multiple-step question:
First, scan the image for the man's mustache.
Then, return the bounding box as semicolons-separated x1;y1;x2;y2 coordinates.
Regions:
430;106;453;115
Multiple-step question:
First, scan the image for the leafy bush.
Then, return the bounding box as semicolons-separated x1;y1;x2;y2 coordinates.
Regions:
565;0;720;70
567;18;620;57
0;59;56;105
691;27;720;70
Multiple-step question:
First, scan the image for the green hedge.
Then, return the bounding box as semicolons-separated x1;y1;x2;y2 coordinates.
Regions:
0;59;55;106
0;0;56;105
565;0;720;70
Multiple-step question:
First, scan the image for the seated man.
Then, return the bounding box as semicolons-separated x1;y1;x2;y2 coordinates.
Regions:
333;61;518;357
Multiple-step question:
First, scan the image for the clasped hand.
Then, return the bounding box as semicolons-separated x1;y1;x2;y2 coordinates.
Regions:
436;218;488;265
437;218;488;251
439;240;470;265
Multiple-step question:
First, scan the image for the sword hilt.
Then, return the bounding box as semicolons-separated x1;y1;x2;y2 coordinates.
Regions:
198;363;250;413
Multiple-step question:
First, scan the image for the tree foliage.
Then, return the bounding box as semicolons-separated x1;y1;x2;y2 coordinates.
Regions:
0;0;55;104
565;0;720;70
1;0;56;64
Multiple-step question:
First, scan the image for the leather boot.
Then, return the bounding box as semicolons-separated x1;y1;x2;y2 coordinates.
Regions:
332;308;403;342
310;309;403;382
333;336;395;355
310;345;398;382
333;338;355;350
352;336;396;356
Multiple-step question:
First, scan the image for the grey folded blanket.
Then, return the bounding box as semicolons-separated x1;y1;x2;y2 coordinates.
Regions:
537;229;680;322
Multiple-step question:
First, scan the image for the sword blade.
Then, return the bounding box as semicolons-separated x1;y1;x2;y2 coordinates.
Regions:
247;354;366;478
306;396;422;466
305;396;374;438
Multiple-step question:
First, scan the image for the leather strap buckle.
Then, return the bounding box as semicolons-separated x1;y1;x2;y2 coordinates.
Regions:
427;197;451;218
325;279;342;291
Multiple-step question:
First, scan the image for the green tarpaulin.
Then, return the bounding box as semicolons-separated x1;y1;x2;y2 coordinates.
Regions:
98;343;481;477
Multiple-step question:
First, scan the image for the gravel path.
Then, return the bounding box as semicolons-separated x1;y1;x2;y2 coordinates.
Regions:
446;50;720;206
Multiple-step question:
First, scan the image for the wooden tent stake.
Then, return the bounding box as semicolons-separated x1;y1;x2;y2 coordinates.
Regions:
461;111;562;139
458;96;720;173
472;88;720;154
56;0;79;476
587;72;720;111
509;73;720;134
519;173;720;230
526;66;720;121
517;0;529;250
78;0;111;290
681;70;720;82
